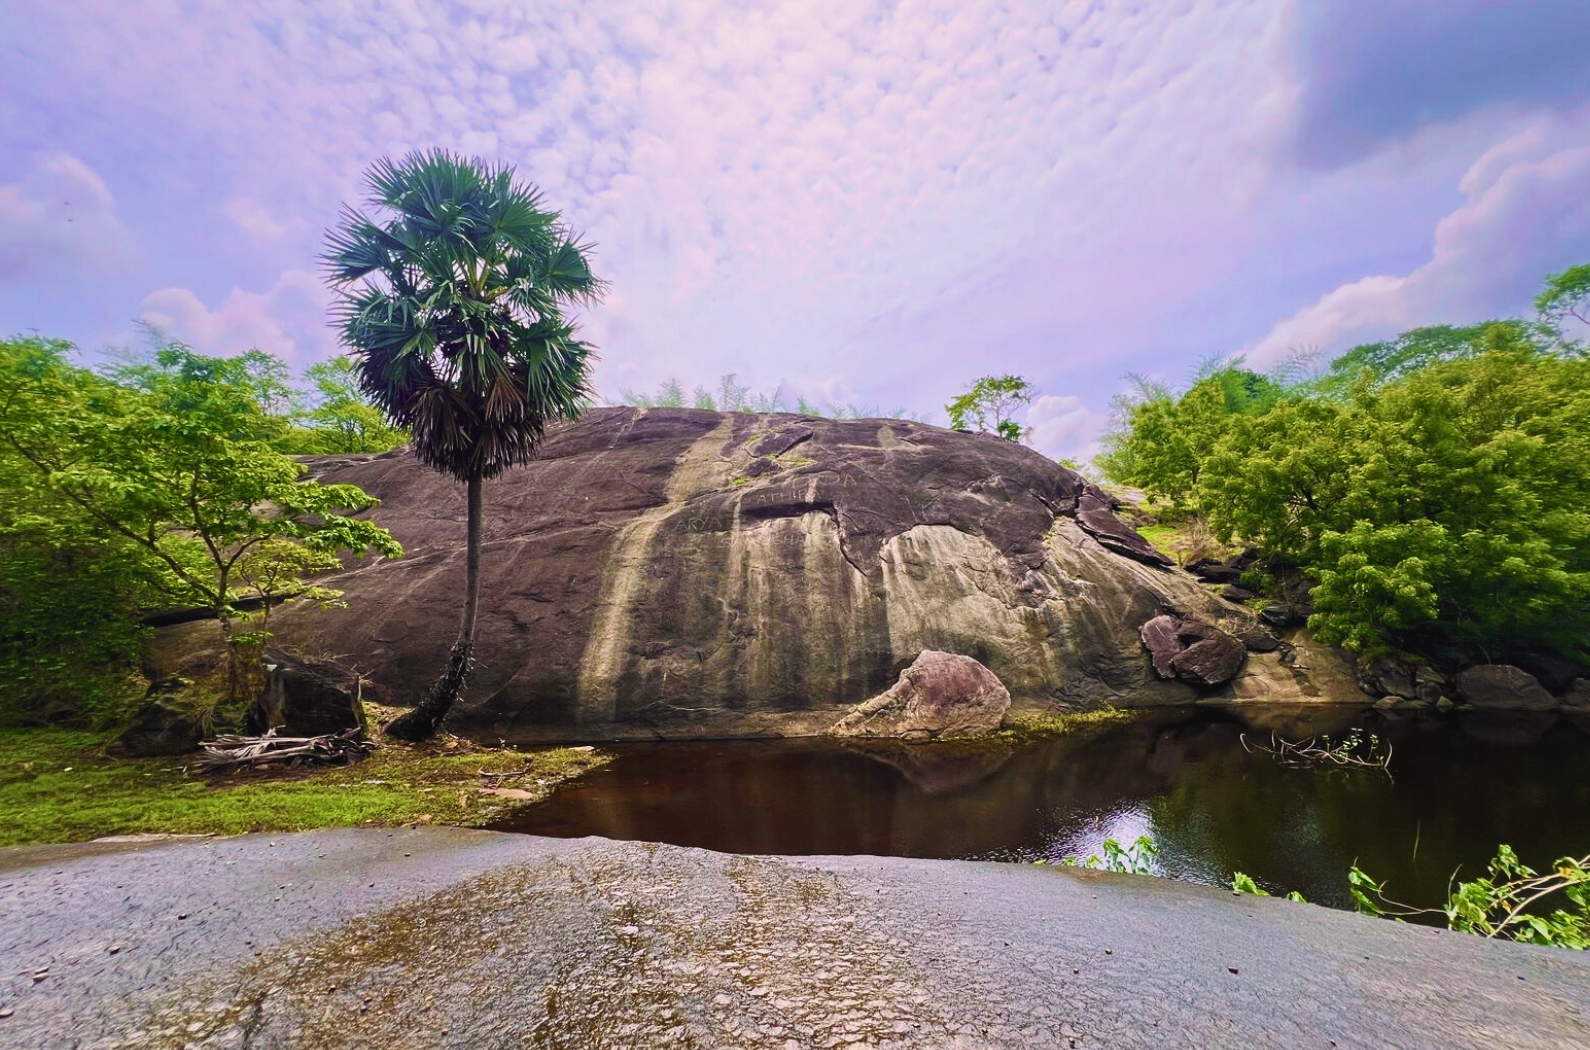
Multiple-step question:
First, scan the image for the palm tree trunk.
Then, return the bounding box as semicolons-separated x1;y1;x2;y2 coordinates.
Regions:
388;472;483;741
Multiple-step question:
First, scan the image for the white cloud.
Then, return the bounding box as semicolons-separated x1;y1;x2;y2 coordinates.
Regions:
138;269;330;365
222;197;301;241
1248;108;1590;363
13;0;1587;425
6;0;1291;398
0;154;130;282
1026;393;1104;463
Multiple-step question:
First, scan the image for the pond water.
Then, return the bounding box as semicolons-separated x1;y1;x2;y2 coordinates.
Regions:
494;706;1590;912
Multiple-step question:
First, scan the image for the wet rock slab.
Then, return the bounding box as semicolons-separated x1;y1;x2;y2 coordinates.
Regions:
3;829;1587;1049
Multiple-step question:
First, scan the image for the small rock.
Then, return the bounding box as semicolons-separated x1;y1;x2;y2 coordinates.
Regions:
1228;966;1240;975
1258;604;1298;629
0;1006;12;1018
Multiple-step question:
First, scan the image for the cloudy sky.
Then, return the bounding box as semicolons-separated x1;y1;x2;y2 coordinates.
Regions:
3;1;1589;461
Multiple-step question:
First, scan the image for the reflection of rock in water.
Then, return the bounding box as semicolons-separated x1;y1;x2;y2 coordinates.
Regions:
1460;710;1560;746
1225;702;1367;741
840;739;1015;794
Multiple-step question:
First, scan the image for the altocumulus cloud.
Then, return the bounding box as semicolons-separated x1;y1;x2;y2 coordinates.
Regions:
3;1;1590;455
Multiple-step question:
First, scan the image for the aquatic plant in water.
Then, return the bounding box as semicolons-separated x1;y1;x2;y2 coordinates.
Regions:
1350;846;1590;950
1034;835;1159;875
1240;728;1392;775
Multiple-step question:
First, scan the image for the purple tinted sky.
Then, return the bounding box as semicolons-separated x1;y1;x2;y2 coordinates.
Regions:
3;1;1589;460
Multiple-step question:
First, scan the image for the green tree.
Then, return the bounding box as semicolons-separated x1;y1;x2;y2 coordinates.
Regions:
946;374;1035;442
0;338;402;701
324;149;602;740
1535;262;1590;341
1202;326;1590;658
1305;320;1572;401
109;340;303;421
0;340;158;722
294;357;409;454
1095;364;1282;504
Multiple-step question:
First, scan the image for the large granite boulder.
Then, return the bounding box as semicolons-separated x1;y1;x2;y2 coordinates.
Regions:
1456;665;1558;712
1563;679;1590;712
828;650;1010;740
158;408;1359;739
245;651;368;737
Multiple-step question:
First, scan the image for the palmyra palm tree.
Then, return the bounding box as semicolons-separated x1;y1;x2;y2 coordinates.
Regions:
323;149;602;740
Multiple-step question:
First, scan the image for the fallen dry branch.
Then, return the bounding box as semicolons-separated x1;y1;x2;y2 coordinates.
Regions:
1241;728;1393;775
197;728;376;771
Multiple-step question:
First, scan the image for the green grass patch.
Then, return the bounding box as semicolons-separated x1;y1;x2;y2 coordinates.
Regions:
999;707;1135;740
0;726;609;848
1134;523;1184;551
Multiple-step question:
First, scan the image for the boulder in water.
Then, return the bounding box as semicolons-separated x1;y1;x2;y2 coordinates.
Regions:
828;650;1010;740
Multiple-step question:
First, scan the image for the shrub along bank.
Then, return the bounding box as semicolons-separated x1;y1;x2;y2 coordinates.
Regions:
1097;263;1590;677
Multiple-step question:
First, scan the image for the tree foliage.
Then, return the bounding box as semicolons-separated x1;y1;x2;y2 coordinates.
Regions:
0;337;402;715
1097;265;1590;663
946;374;1036;441
324;148;599;739
1094;364;1283;503
1535;262;1590;337
288;357;409;454
324;148;601;484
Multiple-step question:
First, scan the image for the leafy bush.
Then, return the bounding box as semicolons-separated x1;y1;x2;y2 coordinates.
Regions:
0;337;401;722
1035;834;1159;875
1096;264;1590;663
1351;845;1589;950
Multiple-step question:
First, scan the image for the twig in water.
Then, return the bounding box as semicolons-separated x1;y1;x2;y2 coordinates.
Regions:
1241;728;1392;776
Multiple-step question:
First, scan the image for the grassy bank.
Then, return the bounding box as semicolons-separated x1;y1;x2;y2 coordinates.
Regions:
0;727;609;848
997;706;1135;740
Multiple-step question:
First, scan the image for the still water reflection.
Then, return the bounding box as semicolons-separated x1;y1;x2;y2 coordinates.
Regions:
496;706;1590;910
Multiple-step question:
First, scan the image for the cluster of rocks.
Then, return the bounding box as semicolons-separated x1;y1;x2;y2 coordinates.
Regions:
1138;613;1282;688
1176;546;1589;717
1183;549;1317;630
1183;549;1260;602
1360;656;1590;714
112;650;367;758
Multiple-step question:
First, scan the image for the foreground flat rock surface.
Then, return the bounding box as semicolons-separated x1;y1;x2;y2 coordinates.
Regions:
2;830;1586;1049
